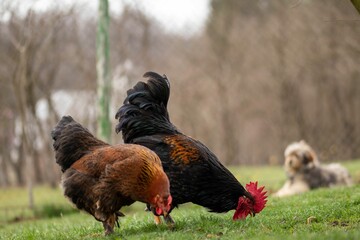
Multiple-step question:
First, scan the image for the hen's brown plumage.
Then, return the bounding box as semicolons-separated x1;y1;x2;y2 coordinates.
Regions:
51;116;170;235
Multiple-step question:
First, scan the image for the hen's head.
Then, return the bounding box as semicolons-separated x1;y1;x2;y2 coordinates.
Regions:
147;170;172;216
233;182;267;220
150;194;172;216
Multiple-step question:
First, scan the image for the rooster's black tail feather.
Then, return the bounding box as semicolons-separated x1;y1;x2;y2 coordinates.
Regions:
115;71;178;143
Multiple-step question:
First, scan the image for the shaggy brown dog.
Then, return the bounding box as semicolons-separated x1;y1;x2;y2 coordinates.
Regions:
275;140;352;197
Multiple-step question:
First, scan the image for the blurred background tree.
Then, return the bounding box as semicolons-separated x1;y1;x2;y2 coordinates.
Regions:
0;0;359;187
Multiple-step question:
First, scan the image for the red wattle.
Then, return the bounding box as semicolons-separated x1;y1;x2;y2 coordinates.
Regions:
156;207;162;215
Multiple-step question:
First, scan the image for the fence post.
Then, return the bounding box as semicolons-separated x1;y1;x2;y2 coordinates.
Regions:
96;0;112;143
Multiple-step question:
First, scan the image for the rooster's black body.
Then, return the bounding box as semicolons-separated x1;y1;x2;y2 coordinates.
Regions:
116;72;253;220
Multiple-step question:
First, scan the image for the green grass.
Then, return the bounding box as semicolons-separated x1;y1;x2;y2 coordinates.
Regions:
0;186;77;223
1;160;359;240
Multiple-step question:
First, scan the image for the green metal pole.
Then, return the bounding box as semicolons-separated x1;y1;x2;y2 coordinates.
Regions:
96;0;111;143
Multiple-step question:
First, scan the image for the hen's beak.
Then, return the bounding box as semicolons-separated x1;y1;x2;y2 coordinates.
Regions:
163;210;168;217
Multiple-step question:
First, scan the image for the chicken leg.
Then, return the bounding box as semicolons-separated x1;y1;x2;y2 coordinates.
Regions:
102;214;116;235
153;214;175;227
164;214;175;226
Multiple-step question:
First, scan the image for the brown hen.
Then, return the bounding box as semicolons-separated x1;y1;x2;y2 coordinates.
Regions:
51;116;171;235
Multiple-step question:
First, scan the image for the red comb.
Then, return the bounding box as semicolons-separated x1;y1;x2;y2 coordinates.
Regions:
233;181;267;220
166;195;173;212
245;181;267;213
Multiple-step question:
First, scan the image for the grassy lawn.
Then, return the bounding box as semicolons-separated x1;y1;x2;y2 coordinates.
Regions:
0;161;359;240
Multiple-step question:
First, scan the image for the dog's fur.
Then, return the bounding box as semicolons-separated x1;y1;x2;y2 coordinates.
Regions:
275;140;352;197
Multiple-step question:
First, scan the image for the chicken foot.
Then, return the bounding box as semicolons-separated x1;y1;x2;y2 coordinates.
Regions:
163;214;175;226
153;214;175;227
115;211;125;228
102;214;116;235
154;215;162;225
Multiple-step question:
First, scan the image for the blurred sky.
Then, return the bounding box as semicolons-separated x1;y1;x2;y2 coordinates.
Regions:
16;0;210;35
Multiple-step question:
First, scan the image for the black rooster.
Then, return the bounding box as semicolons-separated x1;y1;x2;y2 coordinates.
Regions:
115;72;267;224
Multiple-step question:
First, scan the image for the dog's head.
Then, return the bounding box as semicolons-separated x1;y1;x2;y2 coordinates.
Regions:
284;140;319;176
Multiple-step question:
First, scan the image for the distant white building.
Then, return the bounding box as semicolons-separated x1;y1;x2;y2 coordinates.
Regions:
36;90;98;132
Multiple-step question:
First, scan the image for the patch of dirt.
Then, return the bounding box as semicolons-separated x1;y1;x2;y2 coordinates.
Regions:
331;220;349;227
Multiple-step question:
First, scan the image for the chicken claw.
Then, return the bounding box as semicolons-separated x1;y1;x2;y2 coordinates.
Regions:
102;214;116;235
153;214;175;228
116;211;125;217
164;214;175;227
154;215;162;225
